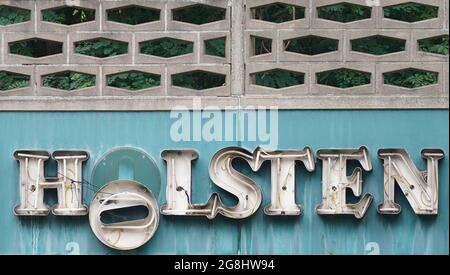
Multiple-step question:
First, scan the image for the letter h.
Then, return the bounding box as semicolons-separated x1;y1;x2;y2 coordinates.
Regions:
14;150;89;216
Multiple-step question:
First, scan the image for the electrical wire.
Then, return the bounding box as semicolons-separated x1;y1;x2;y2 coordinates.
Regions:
56;171;115;196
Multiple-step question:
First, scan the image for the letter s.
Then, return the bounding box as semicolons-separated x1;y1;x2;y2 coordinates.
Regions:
209;147;263;219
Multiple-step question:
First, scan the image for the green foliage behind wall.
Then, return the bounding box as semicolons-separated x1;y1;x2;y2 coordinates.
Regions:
42;71;96;91
384;69;438;88
253;70;305;89
0;5;30;25
0;3;445;91
140;38;193;58
419;36;449;55
107;6;160;25
384;3;439;22
42;7;95;25
0;71;30;91
74;38;128;58
205;37;226;57
107;71;161;90
317;69;371;88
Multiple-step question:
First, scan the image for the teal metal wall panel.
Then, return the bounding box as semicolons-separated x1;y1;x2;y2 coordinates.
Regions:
0;110;448;255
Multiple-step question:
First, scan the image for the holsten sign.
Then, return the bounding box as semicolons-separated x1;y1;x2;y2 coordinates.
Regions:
12;146;445;250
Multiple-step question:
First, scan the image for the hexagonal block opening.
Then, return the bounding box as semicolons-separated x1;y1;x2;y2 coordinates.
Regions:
9;38;63;58
107;71;161;91
205;37;226;58
317;2;371;23
107;5;160;25
172;4;226;25
284;35;338;55
317;68;371;88
42;5;95;25
383;68;438;88
172;71;226;90
0;5;31;26
0;71;30;91
251;2;305;23
74;38;128;58
251;69;305;89
351;35;405;55
42;71;96;91
383;2;438;23
140;38;193;58
251;36;272;56
418;35;448;55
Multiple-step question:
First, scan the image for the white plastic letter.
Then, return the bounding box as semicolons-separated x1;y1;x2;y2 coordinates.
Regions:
377;149;444;215
14;150;89;216
316;147;373;219
160;150;206;216
262;148;315;216
161;148;263;219
161;147;316;219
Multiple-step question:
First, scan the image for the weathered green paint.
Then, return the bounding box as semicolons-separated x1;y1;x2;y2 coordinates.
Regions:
0;110;448;255
91;147;162;197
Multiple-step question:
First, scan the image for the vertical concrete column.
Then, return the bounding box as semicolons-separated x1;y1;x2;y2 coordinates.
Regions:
231;0;245;95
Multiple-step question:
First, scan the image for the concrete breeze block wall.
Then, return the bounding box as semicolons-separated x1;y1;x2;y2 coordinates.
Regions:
0;0;448;110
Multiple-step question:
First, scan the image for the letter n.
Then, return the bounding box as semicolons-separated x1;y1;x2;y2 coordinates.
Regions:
377;149;445;215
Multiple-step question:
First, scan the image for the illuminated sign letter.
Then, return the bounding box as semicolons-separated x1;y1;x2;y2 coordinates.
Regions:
208;147;264;219
160;150;211;216
377;149;444;215
162;147;316;219
261;148;315;216
14;150;89;216
161;148;263;219
316;147;373;219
